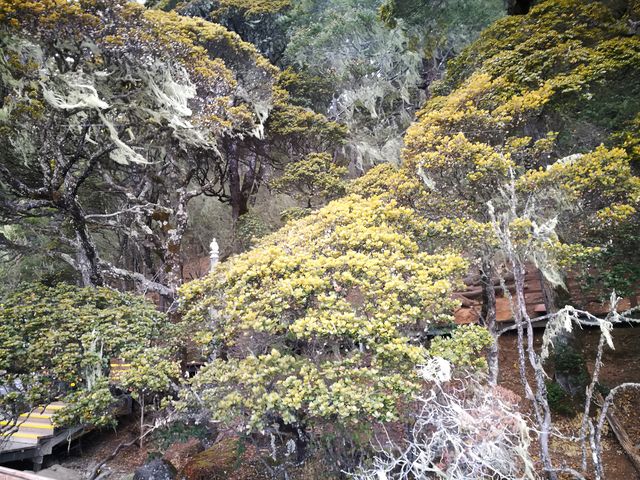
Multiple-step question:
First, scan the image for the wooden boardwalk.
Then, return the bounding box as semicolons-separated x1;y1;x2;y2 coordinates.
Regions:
0;466;50;479
1;361;134;472
1;402;62;446
0;402;86;472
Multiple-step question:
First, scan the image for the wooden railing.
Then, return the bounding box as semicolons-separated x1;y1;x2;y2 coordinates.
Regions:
0;466;49;479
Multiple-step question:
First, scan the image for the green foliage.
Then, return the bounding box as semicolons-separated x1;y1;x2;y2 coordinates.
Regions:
271;152;347;208
0;225;76;296
151;422;211;451
119;347;181;402
216;0;291;15
237;212;273;250
580;216;640;298
381;1;640;287
178;194;467;434
280;206;312;223
181;0;501;165
443;0;640;154
0;0;280;292
429;325;494;370
280;0;503;164
276;67;337;111
378;0;504;54
545;381;575;415
0;283;177;427
54;378;117;428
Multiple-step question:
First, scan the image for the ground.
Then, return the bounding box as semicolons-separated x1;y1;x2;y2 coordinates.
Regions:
499;326;640;479
50;416;147;480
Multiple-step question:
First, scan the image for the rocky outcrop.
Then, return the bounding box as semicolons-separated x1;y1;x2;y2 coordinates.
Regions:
163;438;204;473
133;459;176;480
178;437;270;480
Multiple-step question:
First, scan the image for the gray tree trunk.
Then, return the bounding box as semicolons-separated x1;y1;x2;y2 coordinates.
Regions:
480;263;499;385
540;273;589;399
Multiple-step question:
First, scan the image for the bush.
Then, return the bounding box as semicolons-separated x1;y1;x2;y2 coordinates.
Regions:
0;282;180;427
178;194;467;450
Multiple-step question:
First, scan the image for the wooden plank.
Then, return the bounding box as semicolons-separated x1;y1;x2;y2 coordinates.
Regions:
0;466;50;480
18;414;52;421
596;393;640;477
533;304;546;313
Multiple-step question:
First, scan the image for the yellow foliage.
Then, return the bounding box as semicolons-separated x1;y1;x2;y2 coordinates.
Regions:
216;0;291;15
179;194;468;431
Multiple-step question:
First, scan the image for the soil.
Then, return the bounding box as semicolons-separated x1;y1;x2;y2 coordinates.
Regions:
498;326;640;480
54;415;149;480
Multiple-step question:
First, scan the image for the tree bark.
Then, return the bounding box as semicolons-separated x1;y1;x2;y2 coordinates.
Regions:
65;198;105;287
480;262;499;385
139;395;145;448
540;272;589;398
163;187;191;292
513;261;557;480
229;154;248;223
596;391;640;478
227;144;249;251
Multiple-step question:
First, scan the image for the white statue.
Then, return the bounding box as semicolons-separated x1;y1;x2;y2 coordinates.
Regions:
209;238;219;271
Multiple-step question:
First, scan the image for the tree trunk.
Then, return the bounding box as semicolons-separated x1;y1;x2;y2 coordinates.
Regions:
139;395;145;448
228;145;249;252
66;199;104;287
540;273;589;399
513;261;557;480
480;262;499;385
163;187;191;294
596;391;640;477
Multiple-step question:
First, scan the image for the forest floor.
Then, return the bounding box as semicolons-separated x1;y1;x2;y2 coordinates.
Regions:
19;326;640;480
499;326;640;479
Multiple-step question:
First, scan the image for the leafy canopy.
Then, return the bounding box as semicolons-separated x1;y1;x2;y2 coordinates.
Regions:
179;194;467;432
0;283;179;427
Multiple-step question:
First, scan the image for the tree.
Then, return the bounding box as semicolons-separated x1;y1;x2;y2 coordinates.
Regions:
218;82;347;248
176;0;504;166
0;282;180;430
118;347;181;446
351;0;640;381
0;0;277;296
353;358;536;480
178;0;292;63
177;193;467;468
270;152;347;210
350;2;640;475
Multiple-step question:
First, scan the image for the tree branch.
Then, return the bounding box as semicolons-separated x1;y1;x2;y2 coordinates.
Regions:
100;261;174;298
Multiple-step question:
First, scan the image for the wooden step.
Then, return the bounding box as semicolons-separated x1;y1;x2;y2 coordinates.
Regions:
0;465;53;479
110;359;132;383
0;431;41;444
12;426;54;436
533;303;547;313
0;420;53;430
13;416;52;426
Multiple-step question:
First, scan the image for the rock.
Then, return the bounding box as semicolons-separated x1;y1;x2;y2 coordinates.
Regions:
452;292;477;308
163;438;204;472
133;458;177;480
179;436;270;480
454;307;479;325
38;465;82;480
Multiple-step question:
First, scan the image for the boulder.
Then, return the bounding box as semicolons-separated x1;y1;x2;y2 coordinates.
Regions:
179;436;270;480
38;465;82;480
163;438;204;472
133;458;176;480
